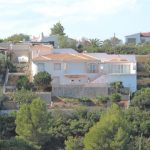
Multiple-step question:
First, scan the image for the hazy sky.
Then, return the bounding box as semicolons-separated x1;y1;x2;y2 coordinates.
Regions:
0;0;149;41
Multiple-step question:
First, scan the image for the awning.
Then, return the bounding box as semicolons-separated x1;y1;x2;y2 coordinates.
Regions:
64;74;86;78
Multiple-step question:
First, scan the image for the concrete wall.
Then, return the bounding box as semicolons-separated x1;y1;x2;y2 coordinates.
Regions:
36;92;51;103
52;84;108;98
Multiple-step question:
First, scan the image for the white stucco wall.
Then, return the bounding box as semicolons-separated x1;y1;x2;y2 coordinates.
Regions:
32;62;38;77
32;60;100;84
108;74;137;92
141;37;150;42
125;33;141;44
32;59;137;92
130;63;136;74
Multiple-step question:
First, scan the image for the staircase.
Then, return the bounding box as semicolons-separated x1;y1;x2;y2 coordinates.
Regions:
90;75;108;84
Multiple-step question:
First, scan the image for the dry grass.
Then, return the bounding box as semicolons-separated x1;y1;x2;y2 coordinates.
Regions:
7;75;19;85
137;78;150;85
136;55;150;63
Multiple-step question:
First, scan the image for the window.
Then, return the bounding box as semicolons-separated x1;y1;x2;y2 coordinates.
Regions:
37;63;45;72
54;63;61;70
88;63;98;73
107;64;130;74
127;38;136;44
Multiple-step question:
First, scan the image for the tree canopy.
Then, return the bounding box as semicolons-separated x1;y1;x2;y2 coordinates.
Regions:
0;138;36;150
65;136;83;150
4;33;30;43
84;104;130;150
15;98;49;146
131;88;150;110
11;89;37;105
50;22;65;36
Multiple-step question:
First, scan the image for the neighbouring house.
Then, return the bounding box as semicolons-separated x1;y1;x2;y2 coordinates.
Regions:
31;44;54;58
31;44;78;58
0;42;31;63
31;52;137;98
11;43;31;63
52;48;78;54
0;42;11;49
30;33;77;49
125;32;150;44
31;33;59;48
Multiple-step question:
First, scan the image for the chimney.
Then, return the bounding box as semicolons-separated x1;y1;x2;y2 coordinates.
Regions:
39;32;44;41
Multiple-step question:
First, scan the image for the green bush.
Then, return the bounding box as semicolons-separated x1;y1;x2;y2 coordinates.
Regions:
79;97;94;106
96;96;109;104
0;138;37;150
111;93;121;102
33;71;52;91
16;76;30;90
65;136;83;150
5;61;16;72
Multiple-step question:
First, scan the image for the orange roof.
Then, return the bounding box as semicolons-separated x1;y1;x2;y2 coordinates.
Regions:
31;44;53;51
108;58;128;62
32;56;47;61
104;56;129;63
32;53;96;61
32;44;53;59
140;32;150;37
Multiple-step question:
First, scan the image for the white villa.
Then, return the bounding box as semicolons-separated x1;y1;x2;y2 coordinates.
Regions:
0;41;137;98
125;32;150;44
31;48;137;93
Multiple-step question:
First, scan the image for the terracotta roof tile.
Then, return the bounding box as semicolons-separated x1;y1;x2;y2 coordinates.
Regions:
31;44;53;51
32;53;96;61
140;32;150;37
32;44;54;58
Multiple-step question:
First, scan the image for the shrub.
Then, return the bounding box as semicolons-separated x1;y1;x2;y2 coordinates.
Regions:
65;136;83;150
16;75;30;90
111;93;121;102
33;71;52;91
5;61;16;72
96;96;109;104
79;97;93;106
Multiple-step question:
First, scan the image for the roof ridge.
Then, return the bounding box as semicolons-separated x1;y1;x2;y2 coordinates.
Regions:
83;53;99;60
72;53;90;60
41;55;51;60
